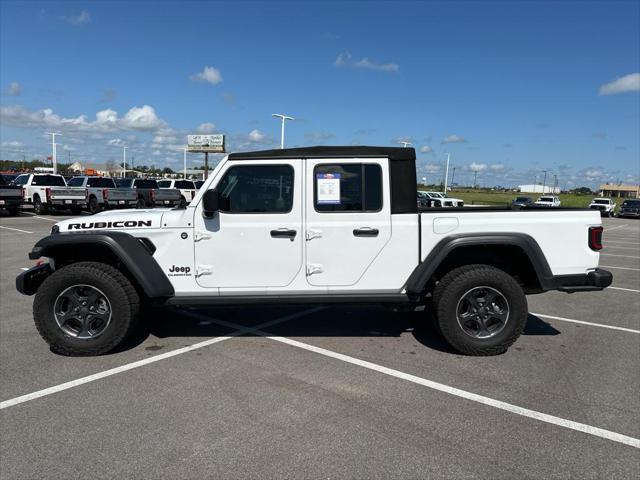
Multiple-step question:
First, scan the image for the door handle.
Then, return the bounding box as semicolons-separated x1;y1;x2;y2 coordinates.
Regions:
353;227;379;237
271;228;297;240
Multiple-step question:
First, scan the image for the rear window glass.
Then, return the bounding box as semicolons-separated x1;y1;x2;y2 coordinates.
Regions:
133;179;158;189
67;177;85;187
13;174;29;186
87;177;115;188
174;180;195;189
157;180;171;188
31;175;66;186
314;164;382;212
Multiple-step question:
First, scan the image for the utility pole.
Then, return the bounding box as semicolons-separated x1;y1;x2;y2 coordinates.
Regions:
46;132;61;174
553;174;558;193
122;146;127;178
450;167;456;188
443;153;450;194
541;170;548;194
473;170;478;188
183;148;187;179
272;113;294;149
204;152;209;179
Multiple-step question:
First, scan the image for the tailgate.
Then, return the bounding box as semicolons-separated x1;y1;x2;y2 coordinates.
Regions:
49;188;86;199
154;188;181;200
108;188;138;201
0;187;22;200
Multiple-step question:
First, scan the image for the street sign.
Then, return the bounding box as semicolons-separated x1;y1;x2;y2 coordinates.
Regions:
187;134;225;153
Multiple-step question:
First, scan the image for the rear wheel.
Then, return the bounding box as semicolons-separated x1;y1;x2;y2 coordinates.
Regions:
33;262;140;356
33;195;46;215
431;264;527;356
179;196;187;208
88;196;101;214
136;198;145;209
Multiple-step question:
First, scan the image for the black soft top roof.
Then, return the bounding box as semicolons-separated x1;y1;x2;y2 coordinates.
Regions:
228;146;416;161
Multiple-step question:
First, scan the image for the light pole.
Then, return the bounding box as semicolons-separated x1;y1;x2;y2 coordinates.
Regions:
272;113;294;149
399;141;412;148
443;153;451;194
122;146;127;178
46;132;62;174
541;170;547;194
183;148;187;179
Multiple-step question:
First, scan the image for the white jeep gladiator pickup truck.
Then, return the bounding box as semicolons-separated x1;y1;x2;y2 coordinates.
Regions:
13;173;87;215
67;176;139;214
16;147;612;357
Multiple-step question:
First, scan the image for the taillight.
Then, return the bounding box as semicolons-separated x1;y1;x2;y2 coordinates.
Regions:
85;188;89;200
151;189;156;202
589;226;603;251
103;188;109;201
45;188;51;202
21;187;25;200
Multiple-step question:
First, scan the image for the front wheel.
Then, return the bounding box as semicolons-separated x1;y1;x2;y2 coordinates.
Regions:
33;262;140;356
88;196;101;214
135;198;145;209
33;196;46;215
432;264;527;356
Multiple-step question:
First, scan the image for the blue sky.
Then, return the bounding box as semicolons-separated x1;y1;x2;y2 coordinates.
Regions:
1;0;639;188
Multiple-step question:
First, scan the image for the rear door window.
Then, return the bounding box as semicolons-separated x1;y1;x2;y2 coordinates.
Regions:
313;164;382;212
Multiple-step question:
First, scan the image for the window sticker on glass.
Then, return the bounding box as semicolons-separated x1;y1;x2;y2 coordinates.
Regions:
316;173;341;204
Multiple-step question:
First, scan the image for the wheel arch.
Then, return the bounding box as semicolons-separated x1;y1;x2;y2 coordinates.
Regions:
406;233;554;295
27;231;174;298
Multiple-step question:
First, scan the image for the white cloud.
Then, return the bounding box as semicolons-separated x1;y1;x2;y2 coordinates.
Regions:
1;140;24;148
469;162;487;172
7;82;22;96
0;104;167;133
442;134;466;144
196;122;216;134
420;145;432;153
489;163;505;171
423;163;440;173
60;10;91;25
247;129;266;142
599;73;640;95
335;51;399;72
108;138;124;146
190;66;223;86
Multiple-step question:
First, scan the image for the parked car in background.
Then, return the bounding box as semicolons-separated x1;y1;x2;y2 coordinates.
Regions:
194;180;205;189
157;179;197;207
115;178;182;208
588;198;616;217
534;196;561;207
13;173;86;214
511;196;534;208
418;191;464;207
0;173;23;216
617;199;640;218
67;176;139;214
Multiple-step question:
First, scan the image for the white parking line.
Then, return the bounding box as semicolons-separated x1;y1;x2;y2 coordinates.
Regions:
605;241;640;246
600;265;640;271
600;253;640;259
604;224;628;232
604;246;640;251
201;315;640;449
532;313;639;334
0;226;33;234
0;307;323;410
609;286;640;293
18;212;58;222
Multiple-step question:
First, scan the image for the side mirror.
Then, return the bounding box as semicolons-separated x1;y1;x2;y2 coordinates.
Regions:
202;189;219;218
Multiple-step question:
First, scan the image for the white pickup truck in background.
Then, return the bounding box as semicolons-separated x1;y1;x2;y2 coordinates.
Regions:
588;197;616;217
157;179;198;207
67;176;139;214
13;173;86;215
534;196;561;207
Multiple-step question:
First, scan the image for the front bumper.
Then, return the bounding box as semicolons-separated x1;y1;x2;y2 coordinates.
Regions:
618;210;640;218
553;268;613;293
16;263;52;295
0;199;21;208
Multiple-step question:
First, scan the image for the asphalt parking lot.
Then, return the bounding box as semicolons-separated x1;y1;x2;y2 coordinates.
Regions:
1;211;638;479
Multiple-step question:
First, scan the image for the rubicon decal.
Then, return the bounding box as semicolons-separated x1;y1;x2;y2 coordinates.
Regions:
67;220;153;230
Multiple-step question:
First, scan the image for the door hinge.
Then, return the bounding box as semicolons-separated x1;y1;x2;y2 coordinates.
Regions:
306;229;323;241
194;231;212;242
306;264;324;276
195;265;214;277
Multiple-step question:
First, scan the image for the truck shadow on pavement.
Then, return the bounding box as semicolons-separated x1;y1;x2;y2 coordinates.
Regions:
116;306;561;356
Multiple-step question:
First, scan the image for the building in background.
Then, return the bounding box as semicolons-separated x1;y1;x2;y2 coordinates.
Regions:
518;184;560;194
599;183;640;199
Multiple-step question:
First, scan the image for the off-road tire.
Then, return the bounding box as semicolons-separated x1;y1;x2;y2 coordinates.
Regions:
33;195;46;215
136;198;145;209
88;196;101;214
33;262;140;356
432;264;527;356
179;196;187;209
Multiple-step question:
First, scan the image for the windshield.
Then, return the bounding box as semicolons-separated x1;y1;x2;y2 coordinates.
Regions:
515;197;531;202
593;199;610;205
538;197;554;202
622;200;640;207
175;180;195;189
31;175;66;186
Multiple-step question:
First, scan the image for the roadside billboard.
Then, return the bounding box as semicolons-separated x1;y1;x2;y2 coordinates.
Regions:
187;134;225;153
